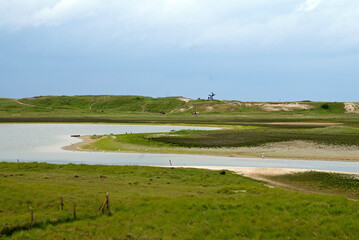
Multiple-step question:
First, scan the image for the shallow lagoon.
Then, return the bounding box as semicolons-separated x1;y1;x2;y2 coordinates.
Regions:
1;124;359;173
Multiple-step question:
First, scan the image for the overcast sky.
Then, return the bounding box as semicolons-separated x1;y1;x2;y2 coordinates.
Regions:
0;0;358;101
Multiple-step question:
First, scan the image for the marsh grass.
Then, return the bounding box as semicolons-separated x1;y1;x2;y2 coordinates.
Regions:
87;126;359;152
150;130;359;148
1;163;359;239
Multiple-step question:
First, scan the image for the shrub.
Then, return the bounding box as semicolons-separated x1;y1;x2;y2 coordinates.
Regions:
321;103;330;109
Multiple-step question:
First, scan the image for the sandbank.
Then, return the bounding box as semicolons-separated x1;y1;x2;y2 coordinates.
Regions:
64;135;359;161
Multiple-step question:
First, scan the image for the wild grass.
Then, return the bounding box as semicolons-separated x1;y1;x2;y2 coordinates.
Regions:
119;126;359;148
2;162;359;239
268;171;359;200
150;129;359;148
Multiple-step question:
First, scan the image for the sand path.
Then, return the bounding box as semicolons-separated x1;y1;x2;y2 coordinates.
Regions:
168;166;359;199
13;99;34;107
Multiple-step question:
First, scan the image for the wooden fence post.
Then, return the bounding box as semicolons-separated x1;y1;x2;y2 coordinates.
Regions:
106;192;111;216
60;197;64;211
99;192;111;216
73;202;76;219
29;206;34;225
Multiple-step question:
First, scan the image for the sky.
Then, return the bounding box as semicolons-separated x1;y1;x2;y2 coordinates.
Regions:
0;0;358;101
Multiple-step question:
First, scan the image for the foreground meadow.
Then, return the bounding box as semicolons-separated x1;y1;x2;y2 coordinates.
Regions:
1;162;359;239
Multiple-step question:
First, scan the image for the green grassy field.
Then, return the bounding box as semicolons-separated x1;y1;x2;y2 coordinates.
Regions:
1;162;359;239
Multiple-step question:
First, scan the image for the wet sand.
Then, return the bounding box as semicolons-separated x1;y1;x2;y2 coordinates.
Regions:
62;136;98;151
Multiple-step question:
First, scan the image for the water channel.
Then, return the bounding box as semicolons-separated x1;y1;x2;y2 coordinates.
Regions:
1;124;359;173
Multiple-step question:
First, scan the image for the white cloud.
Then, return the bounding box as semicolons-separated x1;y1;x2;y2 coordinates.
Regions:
184;0;359;52
0;0;100;28
32;0;96;26
0;0;358;52
297;0;321;12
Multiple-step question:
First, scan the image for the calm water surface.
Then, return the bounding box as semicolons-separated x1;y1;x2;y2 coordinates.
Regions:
1;124;359;173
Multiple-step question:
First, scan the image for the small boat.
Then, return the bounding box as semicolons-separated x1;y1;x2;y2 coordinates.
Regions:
71;134;81;137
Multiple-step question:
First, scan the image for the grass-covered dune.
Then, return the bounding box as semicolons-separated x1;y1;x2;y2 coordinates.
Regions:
1;162;359;239
1;95;358;125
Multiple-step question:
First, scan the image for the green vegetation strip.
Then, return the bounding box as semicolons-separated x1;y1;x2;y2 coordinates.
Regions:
85;126;359;155
1;162;359;239
149;127;359;148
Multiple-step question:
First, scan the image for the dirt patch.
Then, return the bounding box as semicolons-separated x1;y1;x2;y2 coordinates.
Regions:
175;106;193;112
261;102;312;111
221;102;241;111
344;102;359;113
178;97;192;103
242;102;312;111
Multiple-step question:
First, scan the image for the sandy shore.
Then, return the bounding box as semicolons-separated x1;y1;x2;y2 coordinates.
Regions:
63;135;359;161
62;136;98;151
